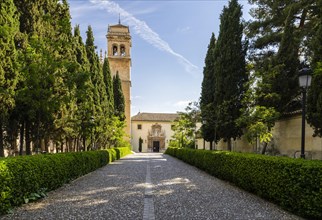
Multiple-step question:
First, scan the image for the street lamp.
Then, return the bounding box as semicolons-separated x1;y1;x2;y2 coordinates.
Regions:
298;67;312;159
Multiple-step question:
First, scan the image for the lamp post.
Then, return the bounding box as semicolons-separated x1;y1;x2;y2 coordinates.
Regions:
298;67;312;159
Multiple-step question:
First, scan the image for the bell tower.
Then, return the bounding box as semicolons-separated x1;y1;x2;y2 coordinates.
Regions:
107;21;132;138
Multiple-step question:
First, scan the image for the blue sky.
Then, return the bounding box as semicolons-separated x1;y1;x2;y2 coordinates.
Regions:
69;0;252;115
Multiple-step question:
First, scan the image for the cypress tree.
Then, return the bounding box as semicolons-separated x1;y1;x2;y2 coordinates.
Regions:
73;24;95;150
113;72;125;121
85;25;109;148
13;0;51;155
200;33;217;150
0;0;20;156
85;25;101;114
213;0;247;150
102;57;114;114
52;0;80;151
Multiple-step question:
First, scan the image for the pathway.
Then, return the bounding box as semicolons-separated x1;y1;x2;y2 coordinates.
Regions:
1;153;301;220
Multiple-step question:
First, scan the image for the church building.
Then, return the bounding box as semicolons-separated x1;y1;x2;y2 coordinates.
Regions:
131;113;178;152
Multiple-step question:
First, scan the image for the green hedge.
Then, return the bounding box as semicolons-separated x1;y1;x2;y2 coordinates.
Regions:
0;147;131;215
165;147;322;219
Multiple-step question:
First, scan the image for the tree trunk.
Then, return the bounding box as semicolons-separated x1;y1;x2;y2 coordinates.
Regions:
83;136;86;151
0;120;4;157
76;138;80;152
12;134;18;155
65;137;69;152
261;142;268;155
210;141;213;151
55;142;59;153
35;120;41;154
45;137;49;153
61;141;64;153
19;121;24;155
25;120;31;155
227;139;232;151
203;140;205;150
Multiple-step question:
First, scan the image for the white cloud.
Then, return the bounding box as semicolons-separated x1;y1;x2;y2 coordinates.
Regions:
177;26;191;33
132;95;144;100
89;0;200;76
174;100;192;107
70;3;98;19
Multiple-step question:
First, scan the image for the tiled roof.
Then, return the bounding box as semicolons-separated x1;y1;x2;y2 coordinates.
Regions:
131;112;179;122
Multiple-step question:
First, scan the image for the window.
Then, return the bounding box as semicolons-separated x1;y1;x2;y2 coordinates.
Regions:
137;124;142;130
113;45;118;56
120;45;126;56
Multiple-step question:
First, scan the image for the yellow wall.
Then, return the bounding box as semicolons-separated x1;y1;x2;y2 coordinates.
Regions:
131;121;175;152
196;115;322;160
272;115;322;159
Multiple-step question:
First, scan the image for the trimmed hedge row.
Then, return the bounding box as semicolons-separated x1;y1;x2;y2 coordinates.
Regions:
0;147;131;215
165;147;322;219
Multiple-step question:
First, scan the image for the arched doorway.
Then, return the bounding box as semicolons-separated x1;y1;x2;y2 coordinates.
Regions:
147;123;165;152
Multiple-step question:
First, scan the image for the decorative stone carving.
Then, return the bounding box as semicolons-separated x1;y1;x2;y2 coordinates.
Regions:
147;123;166;152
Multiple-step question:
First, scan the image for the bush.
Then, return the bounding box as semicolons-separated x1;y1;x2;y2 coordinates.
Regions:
0;147;131;215
165;147;322;219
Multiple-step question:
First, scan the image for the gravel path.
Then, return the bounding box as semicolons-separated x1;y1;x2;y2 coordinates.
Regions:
1;153;301;220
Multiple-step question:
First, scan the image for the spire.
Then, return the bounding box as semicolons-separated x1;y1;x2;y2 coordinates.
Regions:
118;13;121;24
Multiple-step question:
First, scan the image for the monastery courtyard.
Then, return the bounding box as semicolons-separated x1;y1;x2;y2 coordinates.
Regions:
2;153;301;220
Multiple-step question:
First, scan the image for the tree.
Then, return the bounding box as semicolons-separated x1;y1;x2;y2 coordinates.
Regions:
247;0;317;53
102;57;114;114
200;33;218;150
306;64;322;137
52;0;80;152
73;24;94;151
12;0;61;155
0;0;20;156
254;6;301;115
170;102;200;148
85;25;109;149
247;0;320;114
237;68;280;154
213;0;247;150
113;72;125;121
307;5;322;137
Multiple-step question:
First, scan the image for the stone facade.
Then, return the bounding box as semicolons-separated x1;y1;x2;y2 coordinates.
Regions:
107;23;131;138
131;113;178;152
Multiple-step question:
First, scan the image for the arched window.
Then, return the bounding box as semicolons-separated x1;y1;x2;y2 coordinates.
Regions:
120;45;126;56
112;45;118;56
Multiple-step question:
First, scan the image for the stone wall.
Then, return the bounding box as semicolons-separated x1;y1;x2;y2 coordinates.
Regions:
197;115;322;160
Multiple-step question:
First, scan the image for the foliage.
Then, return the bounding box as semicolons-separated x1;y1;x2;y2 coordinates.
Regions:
200;33;218;147
0;147;131;215
212;0;247;150
237;68;280;146
307;8;322;137
113;72;125;121
246;0;320;114
171;102;200;148
307;63;322;137
102;57;114;114
0;1;128;156
0;0;20;156
165;147;322;219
